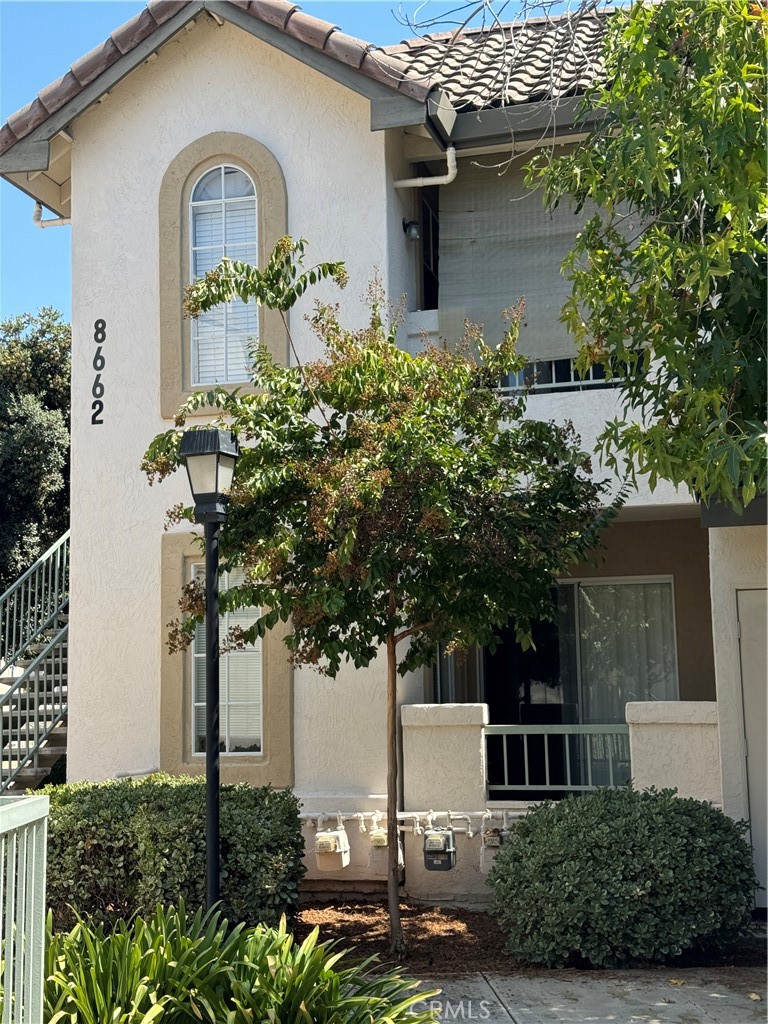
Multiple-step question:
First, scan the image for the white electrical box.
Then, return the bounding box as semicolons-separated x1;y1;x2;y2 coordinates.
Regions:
314;827;350;871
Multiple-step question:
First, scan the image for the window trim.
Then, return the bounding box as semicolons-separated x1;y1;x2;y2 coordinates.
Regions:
159;132;288;420
160;533;294;787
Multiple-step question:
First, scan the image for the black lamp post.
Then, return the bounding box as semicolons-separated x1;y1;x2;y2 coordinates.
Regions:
178;428;240;910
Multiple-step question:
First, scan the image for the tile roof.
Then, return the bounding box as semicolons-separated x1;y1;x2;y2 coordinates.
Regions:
0;0;433;158
382;11;607;112
0;1;609;158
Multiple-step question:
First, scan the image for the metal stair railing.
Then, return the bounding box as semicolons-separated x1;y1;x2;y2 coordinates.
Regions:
0;531;70;672
0;624;68;792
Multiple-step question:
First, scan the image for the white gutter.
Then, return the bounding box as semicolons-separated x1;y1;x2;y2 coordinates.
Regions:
393;145;457;189
33;202;71;228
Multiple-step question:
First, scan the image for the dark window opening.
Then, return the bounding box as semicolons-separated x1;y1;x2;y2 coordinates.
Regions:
420;181;439;310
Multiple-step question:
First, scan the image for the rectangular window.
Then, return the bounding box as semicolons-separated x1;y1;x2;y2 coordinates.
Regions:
192;566;262;754
438;577;679;725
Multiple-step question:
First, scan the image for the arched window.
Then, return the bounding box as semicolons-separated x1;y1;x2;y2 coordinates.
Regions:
189;164;258;385
159;133;287;419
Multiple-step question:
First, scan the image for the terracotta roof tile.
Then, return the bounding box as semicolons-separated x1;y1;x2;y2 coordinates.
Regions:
0;123;18;152
38;72;82;115
6;98;48;140
146;0;189;27
247;0;298;31
322;30;371;71
359;50;419;95
381;12;607;111
111;7;160;55
70;37;123;87
283;10;338;50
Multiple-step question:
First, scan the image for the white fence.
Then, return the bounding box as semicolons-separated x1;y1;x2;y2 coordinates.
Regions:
0;796;49;1024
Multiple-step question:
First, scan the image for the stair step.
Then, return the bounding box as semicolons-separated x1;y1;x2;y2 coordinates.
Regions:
3;725;67;745
2;704;67;722
2;689;67;705
12;767;50;783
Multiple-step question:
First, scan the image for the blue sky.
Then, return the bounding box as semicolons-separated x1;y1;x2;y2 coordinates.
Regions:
0;0;581;322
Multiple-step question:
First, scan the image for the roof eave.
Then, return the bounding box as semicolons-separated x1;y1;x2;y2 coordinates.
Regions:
0;1;203;214
0;0;456;206
211;1;449;139
450;95;601;150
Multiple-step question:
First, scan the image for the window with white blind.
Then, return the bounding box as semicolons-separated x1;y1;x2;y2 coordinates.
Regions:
190;164;258;386
192;566;262;755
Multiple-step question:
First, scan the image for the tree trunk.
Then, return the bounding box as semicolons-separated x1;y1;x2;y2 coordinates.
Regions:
386;601;406;954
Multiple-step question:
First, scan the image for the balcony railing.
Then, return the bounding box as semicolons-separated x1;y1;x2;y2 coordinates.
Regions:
0;795;49;1024
485;724;631;797
499;357;623;396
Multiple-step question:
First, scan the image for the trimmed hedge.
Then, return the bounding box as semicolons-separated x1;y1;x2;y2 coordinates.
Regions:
486;787;758;968
42;774;305;930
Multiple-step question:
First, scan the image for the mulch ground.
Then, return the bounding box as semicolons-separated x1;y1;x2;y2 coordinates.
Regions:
295;900;768;976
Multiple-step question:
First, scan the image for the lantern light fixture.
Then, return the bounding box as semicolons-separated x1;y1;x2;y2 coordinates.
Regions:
179;428;240;522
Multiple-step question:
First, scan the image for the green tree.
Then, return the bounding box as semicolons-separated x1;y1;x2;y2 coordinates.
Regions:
0;309;70;590
143;238;618;952
528;0;767;511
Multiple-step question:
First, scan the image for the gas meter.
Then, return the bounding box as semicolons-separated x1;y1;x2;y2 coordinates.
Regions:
314;827;350;871
369;826;388;848
482;828;502;848
423;827;456;871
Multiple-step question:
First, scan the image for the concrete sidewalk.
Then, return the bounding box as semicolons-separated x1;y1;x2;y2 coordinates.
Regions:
416;969;767;1023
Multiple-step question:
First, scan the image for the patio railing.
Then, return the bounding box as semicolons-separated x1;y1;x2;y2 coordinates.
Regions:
0;795;49;1024
485;724;631;797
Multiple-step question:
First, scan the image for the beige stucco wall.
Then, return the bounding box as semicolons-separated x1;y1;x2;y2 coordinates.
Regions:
401;704;496;902
627;701;722;805
526;391;692;511
566;517;716;702
708;526;767;822
66;16;406;783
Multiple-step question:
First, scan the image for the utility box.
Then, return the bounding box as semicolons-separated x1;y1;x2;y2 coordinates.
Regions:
423;827;456;871
370;826;388;848
314;827;350;871
482;828;502;848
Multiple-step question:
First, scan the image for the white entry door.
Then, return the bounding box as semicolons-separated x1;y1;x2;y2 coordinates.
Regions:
737;589;767;908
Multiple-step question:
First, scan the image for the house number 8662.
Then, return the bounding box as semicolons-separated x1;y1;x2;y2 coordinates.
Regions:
91;319;106;425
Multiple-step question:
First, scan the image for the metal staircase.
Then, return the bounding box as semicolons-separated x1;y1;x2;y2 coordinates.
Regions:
0;531;69;791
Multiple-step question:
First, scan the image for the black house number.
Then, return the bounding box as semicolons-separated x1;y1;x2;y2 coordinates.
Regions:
91;319;106;425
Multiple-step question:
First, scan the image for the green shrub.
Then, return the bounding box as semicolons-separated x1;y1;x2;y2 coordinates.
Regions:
41;904;439;1024
486;787;758;968
43;774;305;930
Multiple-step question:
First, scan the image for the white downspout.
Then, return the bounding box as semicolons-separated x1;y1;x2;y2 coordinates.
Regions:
33;202;71;228
393;145;457;189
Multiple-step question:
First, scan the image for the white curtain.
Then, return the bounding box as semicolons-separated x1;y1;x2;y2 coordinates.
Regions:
578;582;678;723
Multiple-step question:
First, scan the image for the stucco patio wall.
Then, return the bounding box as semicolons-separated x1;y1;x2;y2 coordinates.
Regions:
626;700;722;806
